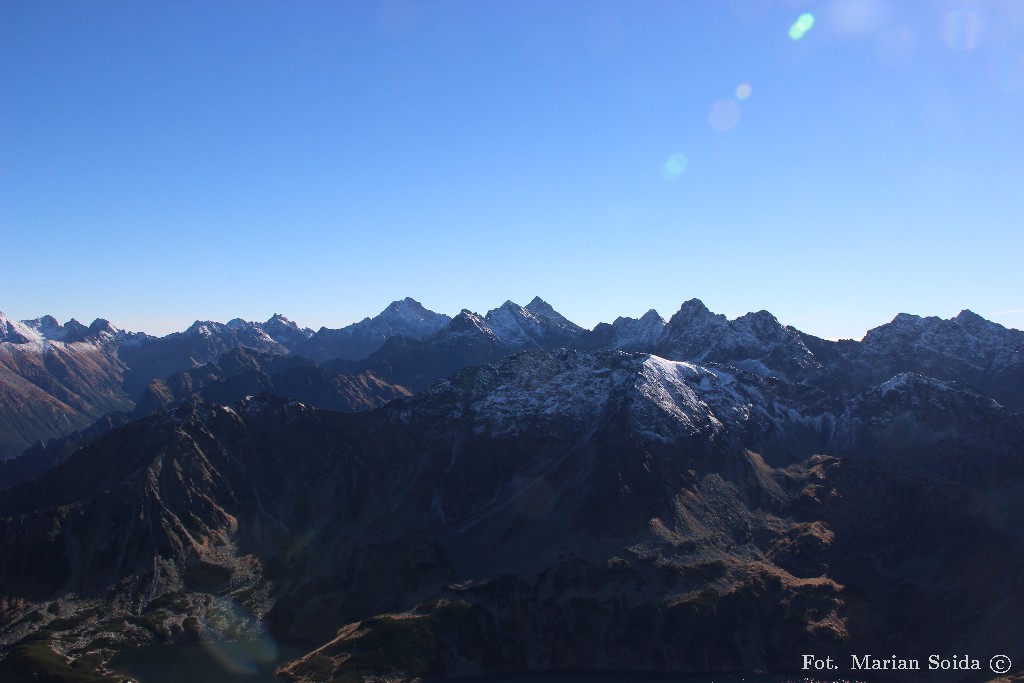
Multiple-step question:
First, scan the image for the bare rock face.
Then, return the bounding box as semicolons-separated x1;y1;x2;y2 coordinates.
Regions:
1;349;1022;681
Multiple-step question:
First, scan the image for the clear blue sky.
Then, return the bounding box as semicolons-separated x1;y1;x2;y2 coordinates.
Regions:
2;0;1022;339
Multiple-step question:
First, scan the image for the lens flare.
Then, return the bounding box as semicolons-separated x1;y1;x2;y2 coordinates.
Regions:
708;99;741;132
660;153;689;181
789;13;815;40
199;598;278;675
943;10;983;51
735;83;752;100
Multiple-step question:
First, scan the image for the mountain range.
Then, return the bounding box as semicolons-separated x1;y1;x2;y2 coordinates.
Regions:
2;297;1022;461
0;298;1022;682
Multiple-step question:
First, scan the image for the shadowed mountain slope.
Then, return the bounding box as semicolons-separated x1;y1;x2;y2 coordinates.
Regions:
0;350;1021;681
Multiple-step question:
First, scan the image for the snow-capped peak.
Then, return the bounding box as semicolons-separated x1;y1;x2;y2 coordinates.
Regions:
483;298;586;349
381;297;428;319
634;355;729;437
0;311;43;344
186;320;219;337
266;313;297;328
438;310;502;341
603;310;665;351
525;296;555;315
953;309;1008;338
371;298;450;336
484;301;543;348
21;315;67;340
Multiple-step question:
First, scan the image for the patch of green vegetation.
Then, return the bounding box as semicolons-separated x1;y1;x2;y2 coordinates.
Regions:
0;643;116;683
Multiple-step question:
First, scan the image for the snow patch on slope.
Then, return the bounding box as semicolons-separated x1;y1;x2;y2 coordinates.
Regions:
463;350;631;433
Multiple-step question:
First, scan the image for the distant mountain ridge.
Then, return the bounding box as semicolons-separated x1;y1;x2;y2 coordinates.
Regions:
293;297;451;361
2;297;1023;460
133;347;410;417
0;300;448;459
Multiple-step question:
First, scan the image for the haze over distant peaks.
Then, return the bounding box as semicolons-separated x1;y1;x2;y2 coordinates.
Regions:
2;295;1023;460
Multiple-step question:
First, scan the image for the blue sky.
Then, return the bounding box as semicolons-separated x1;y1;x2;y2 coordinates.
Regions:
2;0;1022;339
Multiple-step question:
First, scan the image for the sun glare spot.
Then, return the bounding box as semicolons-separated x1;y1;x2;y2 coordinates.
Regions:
199;598;278;675
660;153;689;181
708;99;741;132
735;83;752;100
943;10;983;51
789;13;815;40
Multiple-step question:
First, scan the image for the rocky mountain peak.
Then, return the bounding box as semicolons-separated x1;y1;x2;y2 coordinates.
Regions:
63;318;92;339
88;318;115;331
528;298;585;331
185;320;220;337
374;298;450;333
23;315;64;339
290;299;449;362
892;312;923;324
663;299;728;339
16;315;93;342
447;309;492;333
483;299;585;350
379;297;438;323
953;309;1008;338
675;298;715;320
659;299;727;352
383;297;423;315
498;299;522;312
525;296;555;315
733;310;785;336
955;309;985;323
0;311;38;344
78;318;120;343
261;313;314;346
598;310;665;352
